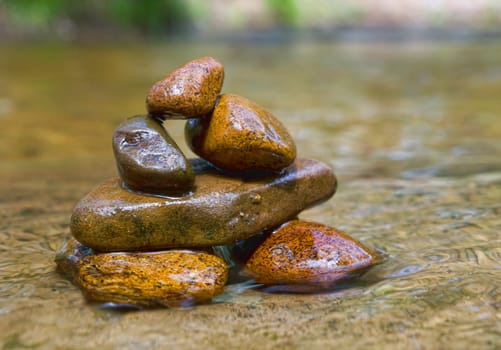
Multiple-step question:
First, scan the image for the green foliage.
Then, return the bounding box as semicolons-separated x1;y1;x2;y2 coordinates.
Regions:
3;0;65;27
1;0;191;34
266;0;298;26
107;0;191;34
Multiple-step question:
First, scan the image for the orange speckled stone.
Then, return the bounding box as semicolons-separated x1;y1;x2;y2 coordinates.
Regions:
185;93;296;171
146;56;224;118
55;237;228;307
245;220;384;286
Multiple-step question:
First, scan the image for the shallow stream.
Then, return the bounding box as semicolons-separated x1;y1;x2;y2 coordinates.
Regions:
1;41;500;349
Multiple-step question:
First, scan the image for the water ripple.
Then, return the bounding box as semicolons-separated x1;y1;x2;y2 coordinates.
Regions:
385;264;424;278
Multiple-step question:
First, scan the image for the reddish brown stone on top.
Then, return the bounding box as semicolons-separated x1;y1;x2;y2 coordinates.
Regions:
146;56;224;118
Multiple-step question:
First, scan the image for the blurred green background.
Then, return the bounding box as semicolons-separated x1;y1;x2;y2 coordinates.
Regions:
1;0;501;41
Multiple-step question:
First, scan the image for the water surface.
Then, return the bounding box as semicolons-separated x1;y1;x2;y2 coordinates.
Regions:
0;41;500;349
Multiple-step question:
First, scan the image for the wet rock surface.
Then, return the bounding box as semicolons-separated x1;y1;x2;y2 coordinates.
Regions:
55;237;94;279
71;158;337;252
62;55;379;308
56;237;228;307
244;220;384;286
146;56;224;118
3;44;500;346
185;93;296;171
112;115;194;195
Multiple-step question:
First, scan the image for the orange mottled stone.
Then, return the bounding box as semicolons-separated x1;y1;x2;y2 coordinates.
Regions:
55;237;228;307
146;56;224;118
245;220;384;286
185;93;296;171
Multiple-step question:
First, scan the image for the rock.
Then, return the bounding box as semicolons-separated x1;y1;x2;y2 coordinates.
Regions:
71;158;337;252
146;56;224;118
112;115;194;196
185;94;296;172
244;220;384;287
55;237;228;307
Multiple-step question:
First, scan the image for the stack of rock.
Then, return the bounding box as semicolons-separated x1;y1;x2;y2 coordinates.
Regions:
56;57;383;307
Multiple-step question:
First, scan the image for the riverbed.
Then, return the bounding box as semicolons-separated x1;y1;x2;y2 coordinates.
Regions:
1;41;500;349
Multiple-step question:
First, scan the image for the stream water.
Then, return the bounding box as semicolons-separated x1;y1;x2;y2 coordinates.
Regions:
1;41;500;349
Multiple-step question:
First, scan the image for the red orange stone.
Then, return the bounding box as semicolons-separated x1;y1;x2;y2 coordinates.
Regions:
245;220;384;286
185;93;296;171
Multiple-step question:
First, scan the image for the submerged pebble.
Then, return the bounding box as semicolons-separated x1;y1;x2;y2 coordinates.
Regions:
244;220;384;286
146;56;224;118
185;93;296;172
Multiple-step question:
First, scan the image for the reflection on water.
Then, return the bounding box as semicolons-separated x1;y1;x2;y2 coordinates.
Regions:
1;41;500;349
